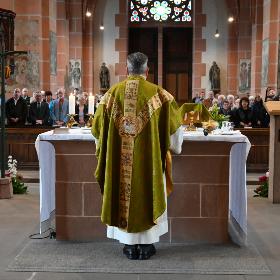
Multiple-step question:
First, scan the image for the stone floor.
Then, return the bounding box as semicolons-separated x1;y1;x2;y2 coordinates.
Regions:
0;175;280;280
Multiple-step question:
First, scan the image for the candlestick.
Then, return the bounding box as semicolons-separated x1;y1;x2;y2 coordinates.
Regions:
69;93;75;114
88;93;95;114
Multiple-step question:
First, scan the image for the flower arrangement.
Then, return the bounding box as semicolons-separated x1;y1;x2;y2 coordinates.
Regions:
6;156;28;194
208;104;230;126
254;171;269;197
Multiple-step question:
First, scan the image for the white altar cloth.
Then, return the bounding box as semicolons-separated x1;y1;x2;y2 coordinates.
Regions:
35;128;250;245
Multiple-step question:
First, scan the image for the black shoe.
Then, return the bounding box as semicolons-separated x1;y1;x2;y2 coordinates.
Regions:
123;244;138;260
138;244;156;260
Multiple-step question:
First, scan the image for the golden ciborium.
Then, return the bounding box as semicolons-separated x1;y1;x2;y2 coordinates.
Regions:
86;114;94;128
66;114;78;128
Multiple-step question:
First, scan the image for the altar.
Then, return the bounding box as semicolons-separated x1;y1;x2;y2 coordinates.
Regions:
35;128;250;245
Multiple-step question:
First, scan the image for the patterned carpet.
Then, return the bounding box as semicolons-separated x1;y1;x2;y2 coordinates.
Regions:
7;240;271;275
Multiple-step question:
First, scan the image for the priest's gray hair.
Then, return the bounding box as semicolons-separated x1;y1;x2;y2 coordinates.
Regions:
127;52;148;75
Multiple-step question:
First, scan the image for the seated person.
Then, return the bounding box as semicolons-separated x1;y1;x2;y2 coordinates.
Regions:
219;100;231;116
235;97;255;128
265;87;276;101
5;88;28;126
49;88;69;126
252;95;270;128
74;94;89;126
28;91;50;126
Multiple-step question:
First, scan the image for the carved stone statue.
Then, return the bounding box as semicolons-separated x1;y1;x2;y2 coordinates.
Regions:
99;62;110;90
209;61;221;92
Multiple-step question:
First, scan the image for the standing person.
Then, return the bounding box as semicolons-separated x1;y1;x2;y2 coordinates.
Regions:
91;52;183;260
49;88;69;126
252;95;270;128
74;94;89;126
192;92;201;103
21;88;30;105
28;91;50;126
6;88;28;126
219;100;231;116
44;91;53;105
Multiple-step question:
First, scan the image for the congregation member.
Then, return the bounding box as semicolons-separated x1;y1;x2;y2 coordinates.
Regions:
235;96;255;128
203;91;214;109
199;91;205;102
217;94;225;108
273;90;280;101
21;88;30;105
28;91;50;126
49;88;69;126
192;92;201;103
219;100;231;116
226;94;235;109
44;91;53;105
5;88;28;126
249;95;255;107
92;52;182;260
265;87;276;101
252;95;270;128
74;94;89;126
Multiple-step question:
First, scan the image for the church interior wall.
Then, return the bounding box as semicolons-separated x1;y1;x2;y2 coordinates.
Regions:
201;0;228;95
1;0;280;99
93;0;119;94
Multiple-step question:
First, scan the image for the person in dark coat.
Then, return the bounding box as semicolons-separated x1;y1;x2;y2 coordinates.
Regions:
235;96;255;128
6;88;28;126
74;94;89;126
28;91;50;126
219;100;231;116
252;95;270;128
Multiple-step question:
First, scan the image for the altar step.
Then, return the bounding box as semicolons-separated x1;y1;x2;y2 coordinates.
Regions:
18;170;262;185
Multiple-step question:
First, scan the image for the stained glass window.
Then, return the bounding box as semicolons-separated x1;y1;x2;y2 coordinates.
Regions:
129;0;192;23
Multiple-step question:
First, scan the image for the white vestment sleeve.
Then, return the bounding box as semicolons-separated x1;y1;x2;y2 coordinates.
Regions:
170;127;183;154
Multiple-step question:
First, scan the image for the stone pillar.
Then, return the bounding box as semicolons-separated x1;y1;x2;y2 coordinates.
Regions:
0;178;13;199
115;0;128;82
251;0;263;95
261;0;280;95
193;0;206;95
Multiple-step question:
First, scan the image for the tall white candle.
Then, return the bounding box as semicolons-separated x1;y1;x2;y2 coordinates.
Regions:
88;93;95;114
69;93;75;114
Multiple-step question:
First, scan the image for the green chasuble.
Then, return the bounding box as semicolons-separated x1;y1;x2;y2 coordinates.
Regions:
92;76;181;233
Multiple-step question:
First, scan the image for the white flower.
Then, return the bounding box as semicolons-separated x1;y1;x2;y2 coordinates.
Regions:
266;171;269;178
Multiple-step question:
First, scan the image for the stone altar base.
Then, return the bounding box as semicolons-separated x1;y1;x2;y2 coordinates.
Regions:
50;140;234;244
0;177;13;199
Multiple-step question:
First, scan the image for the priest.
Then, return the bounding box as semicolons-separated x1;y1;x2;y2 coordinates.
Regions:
92;52;183;260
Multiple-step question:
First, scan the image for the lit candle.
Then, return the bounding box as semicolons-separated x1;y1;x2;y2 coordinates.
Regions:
88;93;95;114
69;92;75;114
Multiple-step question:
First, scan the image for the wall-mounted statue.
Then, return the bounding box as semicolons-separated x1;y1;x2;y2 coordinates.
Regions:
99;62;110;90
209;61;220;92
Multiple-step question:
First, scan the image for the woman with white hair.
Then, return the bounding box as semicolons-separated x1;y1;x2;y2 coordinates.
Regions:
74;94;89;125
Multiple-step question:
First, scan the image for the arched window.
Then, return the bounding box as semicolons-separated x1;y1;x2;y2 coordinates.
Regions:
129;0;192;23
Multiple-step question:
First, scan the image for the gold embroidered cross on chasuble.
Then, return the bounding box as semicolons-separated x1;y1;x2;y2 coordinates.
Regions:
92;76;181;233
